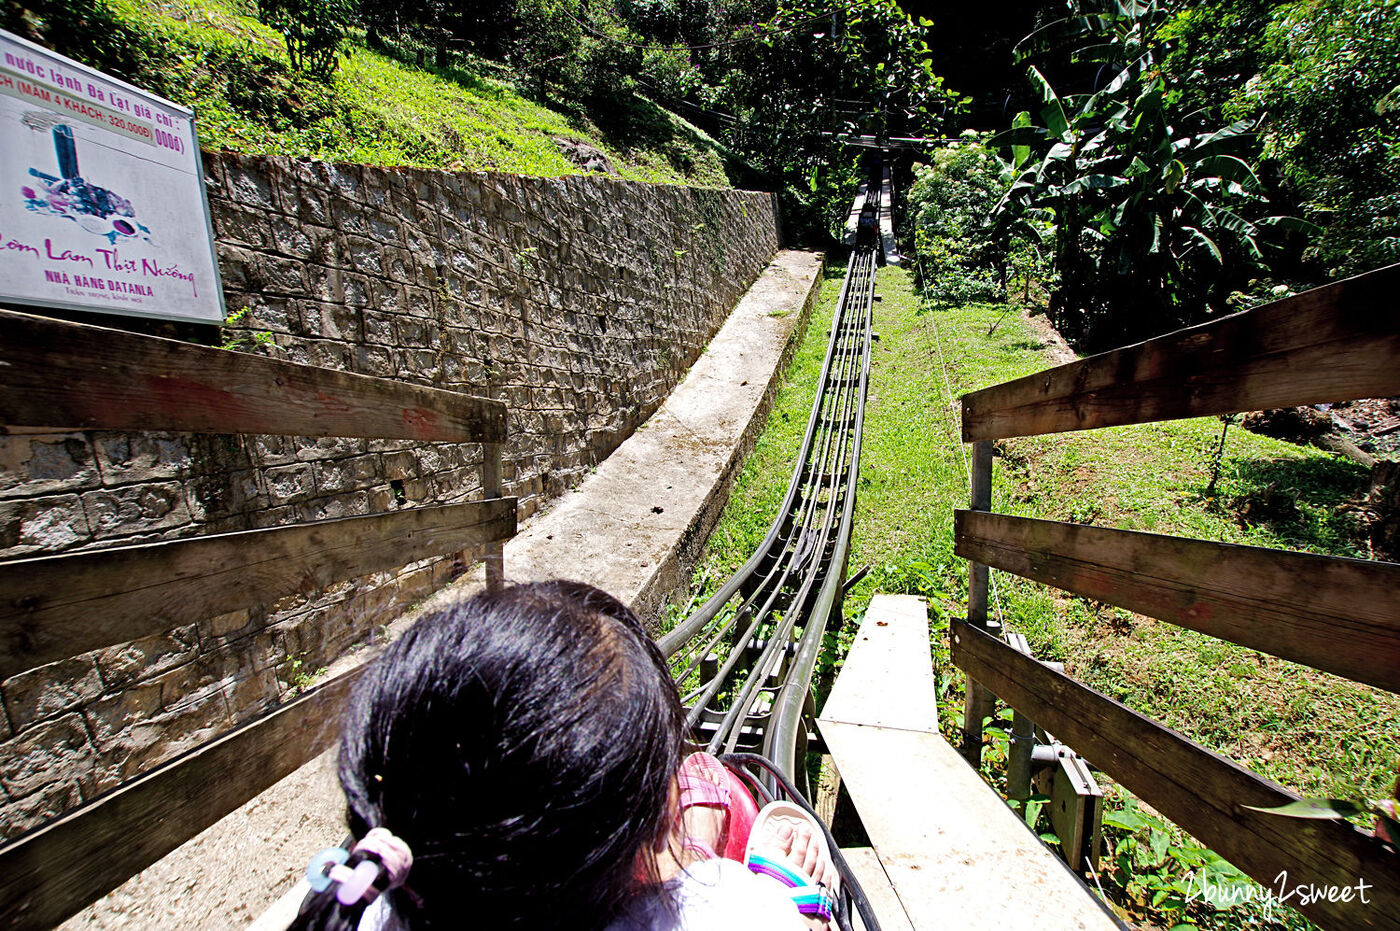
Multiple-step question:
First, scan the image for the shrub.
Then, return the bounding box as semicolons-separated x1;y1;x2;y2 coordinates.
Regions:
256;0;355;79
908;132;1045;307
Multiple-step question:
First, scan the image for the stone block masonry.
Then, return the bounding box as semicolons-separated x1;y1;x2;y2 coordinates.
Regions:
0;154;779;840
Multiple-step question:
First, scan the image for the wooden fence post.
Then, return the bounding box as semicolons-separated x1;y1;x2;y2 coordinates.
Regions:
962;440;996;766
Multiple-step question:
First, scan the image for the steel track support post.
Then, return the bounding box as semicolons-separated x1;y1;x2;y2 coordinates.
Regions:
962;440;996;766
483;442;505;591
1008;708;1035;799
1005;632;1035;800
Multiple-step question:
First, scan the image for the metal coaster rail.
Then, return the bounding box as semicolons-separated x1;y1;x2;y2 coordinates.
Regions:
657;190;879;786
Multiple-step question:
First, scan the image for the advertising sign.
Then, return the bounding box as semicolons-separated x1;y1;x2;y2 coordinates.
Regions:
0;29;224;324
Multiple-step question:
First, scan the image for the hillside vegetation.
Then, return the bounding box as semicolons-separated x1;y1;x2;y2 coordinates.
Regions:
2;0;742;186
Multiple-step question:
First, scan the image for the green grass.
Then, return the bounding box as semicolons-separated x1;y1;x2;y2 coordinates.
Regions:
686;262;1399;930
15;0;739;186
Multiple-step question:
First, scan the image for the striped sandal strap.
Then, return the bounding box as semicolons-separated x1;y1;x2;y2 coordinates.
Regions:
746;851;834;922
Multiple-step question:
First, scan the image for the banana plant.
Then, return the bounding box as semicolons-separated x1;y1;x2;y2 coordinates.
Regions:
991;0;1313;350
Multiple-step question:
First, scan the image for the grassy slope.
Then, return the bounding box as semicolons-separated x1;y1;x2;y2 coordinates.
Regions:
691;261;1398;929
41;0;738;186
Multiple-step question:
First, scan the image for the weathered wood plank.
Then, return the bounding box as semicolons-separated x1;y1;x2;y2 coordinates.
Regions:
0;309;506;441
818;719;1120;930
951;622;1400;930
820;594;937;732
963;441;996;766
0;498;516;678
819;595;1118;929
954;510;1400;694
838;847;915;931
961;263;1400;442
0;665;364;930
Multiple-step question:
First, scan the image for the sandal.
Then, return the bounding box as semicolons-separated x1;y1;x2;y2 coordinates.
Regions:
744;800;838;924
677;752;760;861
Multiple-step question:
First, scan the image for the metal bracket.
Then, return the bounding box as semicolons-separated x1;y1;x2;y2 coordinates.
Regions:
1032;745;1103;872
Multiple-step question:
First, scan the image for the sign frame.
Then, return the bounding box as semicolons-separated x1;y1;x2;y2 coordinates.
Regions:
0;28;226;326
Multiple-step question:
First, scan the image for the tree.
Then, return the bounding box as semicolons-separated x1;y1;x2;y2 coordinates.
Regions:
1158;0;1400;278
908;132;1046;306
714;0;958;176
1237;0;1400;276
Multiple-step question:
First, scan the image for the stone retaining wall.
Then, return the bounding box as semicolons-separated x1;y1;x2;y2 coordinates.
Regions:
0;154;779;839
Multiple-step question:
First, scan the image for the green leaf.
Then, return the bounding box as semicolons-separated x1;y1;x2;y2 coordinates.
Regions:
1102;808;1147;831
1163;159;1185;193
1183;226;1222;265
1023;797;1043;827
1258;215;1321;236
1060;174;1126;195
1193;119;1255;156
1149;826;1171;863
1243;798;1370;820
1194;154;1261;190
1011;116;1032;169
1028;67;1069;138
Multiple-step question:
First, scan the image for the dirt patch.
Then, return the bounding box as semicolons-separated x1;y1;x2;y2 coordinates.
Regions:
1241;399;1400;466
1019;308;1076;365
552;137;616;174
1241;398;1400;559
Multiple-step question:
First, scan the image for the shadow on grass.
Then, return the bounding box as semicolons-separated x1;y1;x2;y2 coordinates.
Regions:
365;38;523;103
1003;337;1047;354
585;92;757;186
1214;455;1368;555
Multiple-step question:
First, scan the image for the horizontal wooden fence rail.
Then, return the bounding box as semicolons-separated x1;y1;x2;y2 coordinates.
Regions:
962;262;1400;442
0;664;367;931
0;498;516;679
0;309;506;442
0;307;517;925
954;510;1400;695
951;621;1400;931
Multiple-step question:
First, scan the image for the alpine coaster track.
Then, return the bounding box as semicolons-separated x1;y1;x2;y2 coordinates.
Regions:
657;188;881;788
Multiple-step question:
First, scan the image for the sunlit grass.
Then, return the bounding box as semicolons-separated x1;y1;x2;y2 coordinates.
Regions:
93;0;739;185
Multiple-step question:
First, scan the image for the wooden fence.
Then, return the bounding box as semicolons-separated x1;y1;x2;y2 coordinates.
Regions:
952;263;1400;930
0;309;517;929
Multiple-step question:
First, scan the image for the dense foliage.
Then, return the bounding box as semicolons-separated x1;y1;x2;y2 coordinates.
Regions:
986;0;1310;351
0;0;738;184
215;0;959;241
684;0;960;238
906;132;1048;307
1249;0;1400;266
1167;0;1400;277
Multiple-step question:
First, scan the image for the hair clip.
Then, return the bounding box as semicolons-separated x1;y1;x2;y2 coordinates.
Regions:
306;847;348;893
306;828;414;907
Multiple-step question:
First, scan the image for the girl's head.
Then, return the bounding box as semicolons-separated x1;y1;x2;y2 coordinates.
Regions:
298;581;684;930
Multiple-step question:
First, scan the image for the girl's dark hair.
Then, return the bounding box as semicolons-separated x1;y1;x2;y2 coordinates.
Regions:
293;581;684;930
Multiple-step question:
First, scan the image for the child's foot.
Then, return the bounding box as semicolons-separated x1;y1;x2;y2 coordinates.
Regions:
745;802;839;930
